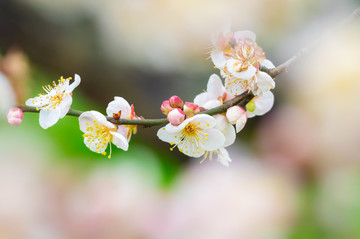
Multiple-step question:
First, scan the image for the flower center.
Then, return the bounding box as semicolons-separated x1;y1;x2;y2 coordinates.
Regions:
183;122;198;136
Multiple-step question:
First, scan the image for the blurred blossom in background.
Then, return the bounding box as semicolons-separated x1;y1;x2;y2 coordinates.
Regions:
1;0;360;238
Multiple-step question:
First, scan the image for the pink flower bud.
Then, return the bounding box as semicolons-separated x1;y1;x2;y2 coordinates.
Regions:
7;108;24;126
167;108;185;126
161;100;172;115
183;102;200;114
169;95;184;109
226;106;246;124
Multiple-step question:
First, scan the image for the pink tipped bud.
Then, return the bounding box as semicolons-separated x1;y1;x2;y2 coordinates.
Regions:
161;100;172;115
226;106;246;124
7;108;24;126
167;108;185;126
169;95;184;109
183;102;200;114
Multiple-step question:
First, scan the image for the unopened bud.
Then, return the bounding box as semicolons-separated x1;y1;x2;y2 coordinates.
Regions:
169;95;184;109
161;100;172;115
7;108;24;126
183;102;200;114
226;106;246;124
167;108;185;126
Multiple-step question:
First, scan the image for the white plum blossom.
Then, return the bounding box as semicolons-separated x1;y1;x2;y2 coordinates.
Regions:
79;111;128;158
25;74;81;129
157;114;225;158
194;74;233;109
211;30;275;96
246;91;274;118
106;96;139;141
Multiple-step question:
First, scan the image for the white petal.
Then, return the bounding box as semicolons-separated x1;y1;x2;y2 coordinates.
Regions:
59;95;72;119
39;108;61;129
165;118;189;133
207;74;225;97
218;148;232;167
117;125;131;142
202;100;222;109
234;30;256;42
203;128;225;151
261;59;275;69
254;71;275;95
224;76;247;96
227;60;257;79
157;127;182;144
65;74;81;93
193;92;214;107
178;139;205;158
79;111;97;132
106;96;131;118
190;114;217;130
247;91;274;118
235;114;247;133
84;134;108;153
79;111;115;130
210;49;227;68
213;114;228;132
25;95;50;108
223;123;236;147
110;132;129;151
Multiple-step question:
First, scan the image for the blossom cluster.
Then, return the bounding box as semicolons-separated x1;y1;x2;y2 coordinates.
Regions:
9;30;276;167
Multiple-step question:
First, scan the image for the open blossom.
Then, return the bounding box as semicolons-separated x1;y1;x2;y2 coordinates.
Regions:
211;30;275;96
194;74;233;109
25;74;81;129
79;111;128;158
157;114;225;158
106;97;139;141
201;114;236;167
246;91;274;118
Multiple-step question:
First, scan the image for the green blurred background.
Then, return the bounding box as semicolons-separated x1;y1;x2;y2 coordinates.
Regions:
1;0;360;238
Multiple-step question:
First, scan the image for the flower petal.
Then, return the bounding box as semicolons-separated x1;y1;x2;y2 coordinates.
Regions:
110;131;129;151
211;49;227;68
203;128;225;151
25;95;50;108
190;114;217;130
83;134;108;153
225;76;248;96
223;123;236;147
218;148;232;167
254;71;275;95
177;139;205;158
39;108;61;129
227;60;257;79
261;59;275;69
202;100;222;109
207;74;225;97
65;74;81;93
193;92;214;107
59;95;72;119
235;113;247;133
106;96;131;118
157;127;181;144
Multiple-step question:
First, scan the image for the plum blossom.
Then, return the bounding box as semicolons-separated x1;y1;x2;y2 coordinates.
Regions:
194;74;233;109
211;30;275;96
157;114;225;158
79;111;128;158
106;96;139;141
246;91;274;118
25;74;81;129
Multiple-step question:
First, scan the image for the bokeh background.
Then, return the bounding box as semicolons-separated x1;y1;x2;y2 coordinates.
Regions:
1;0;360;238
